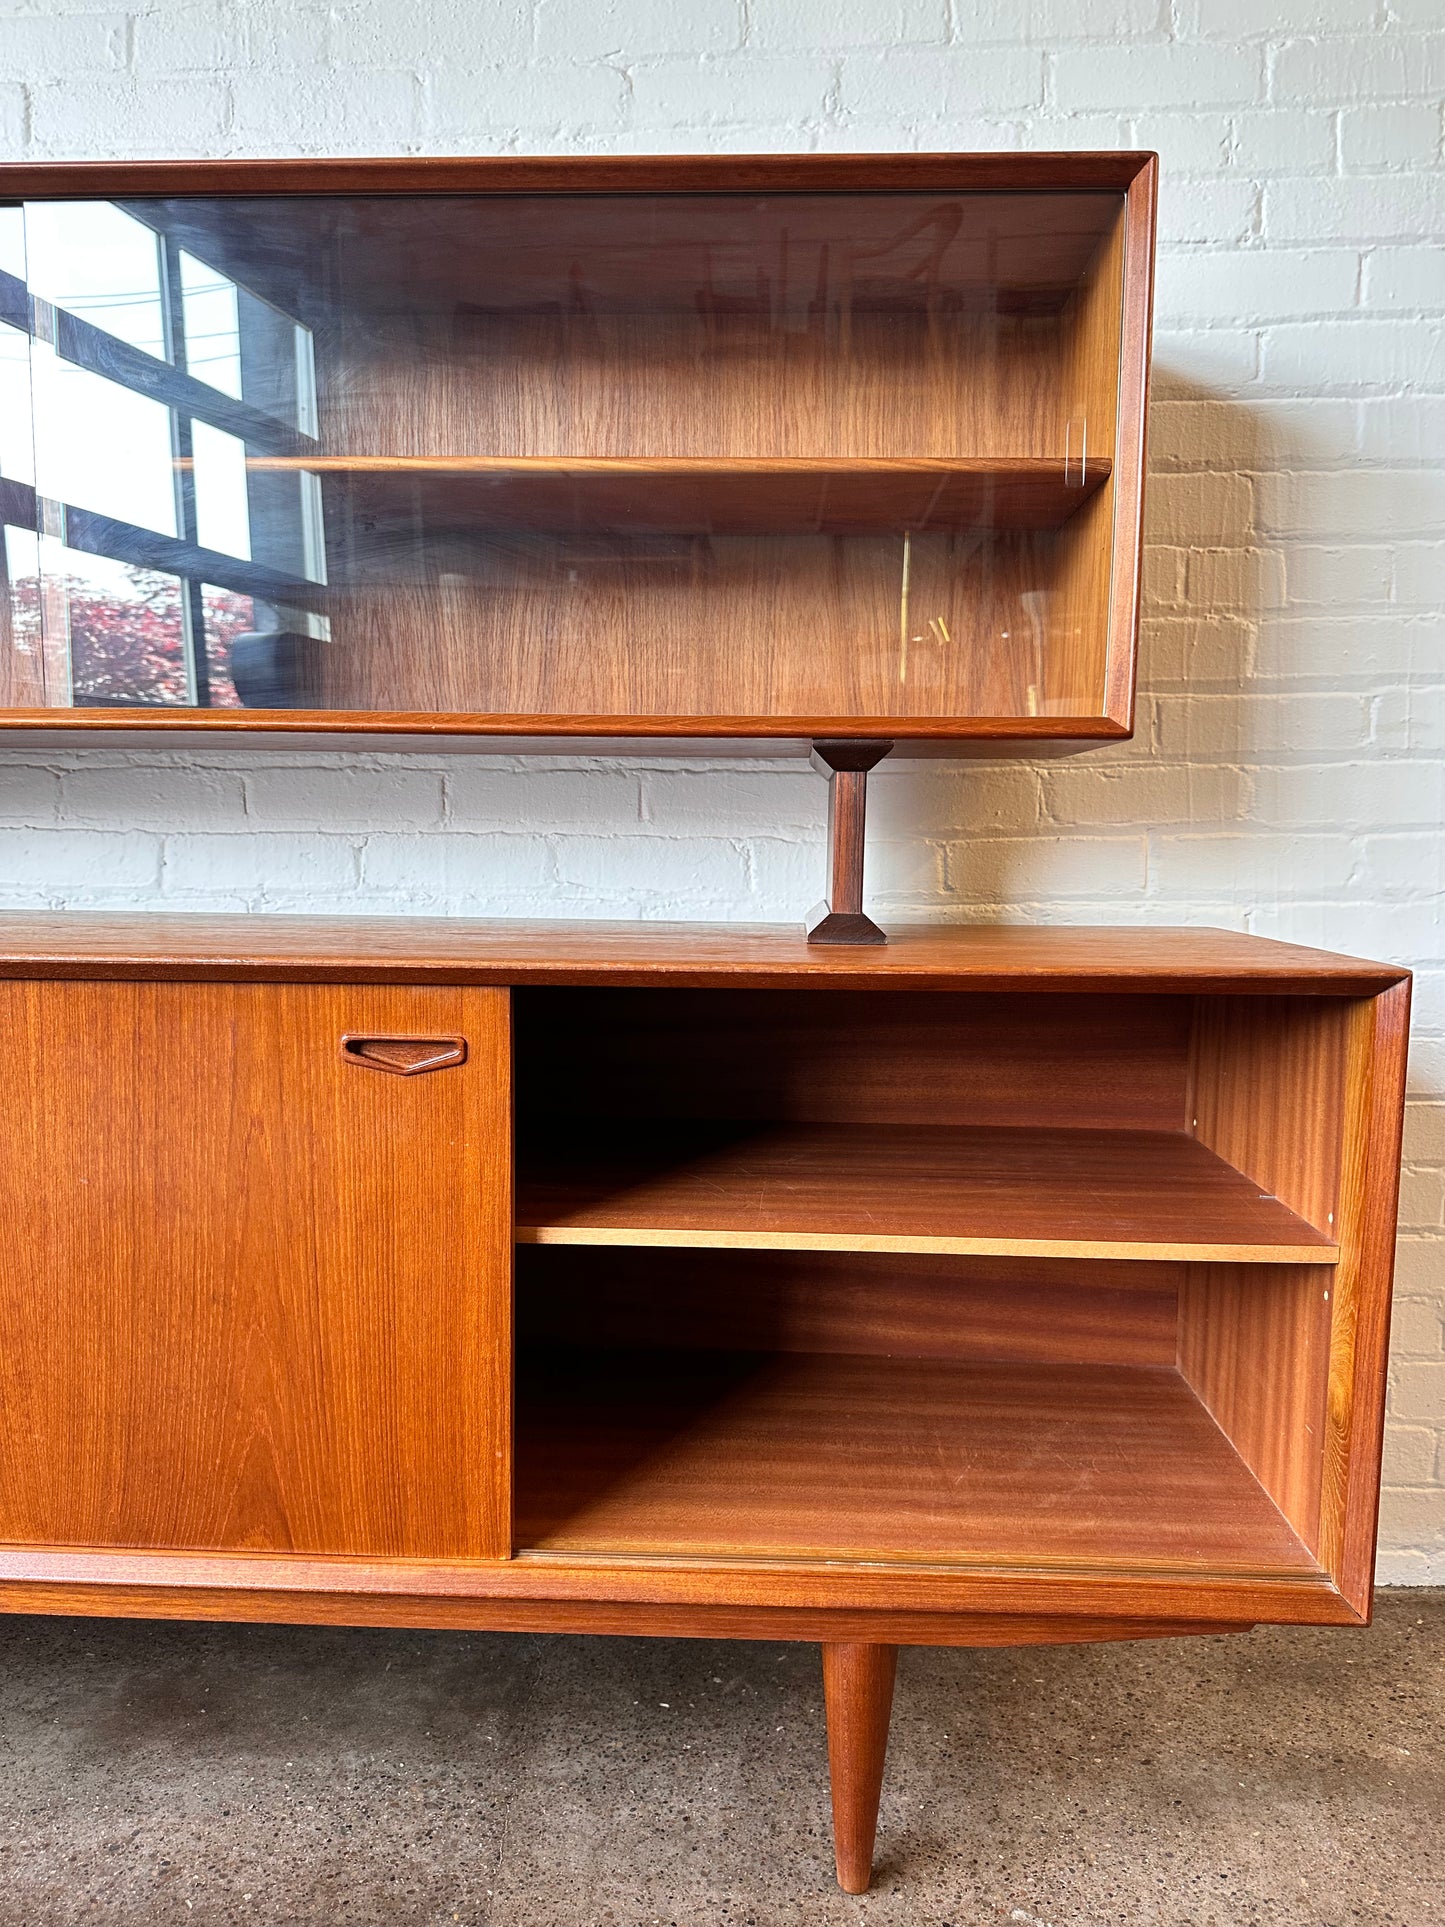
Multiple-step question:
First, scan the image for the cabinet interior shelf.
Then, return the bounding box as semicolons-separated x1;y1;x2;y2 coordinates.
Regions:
246;454;1112;536
514;1348;1321;1577
514;1122;1340;1264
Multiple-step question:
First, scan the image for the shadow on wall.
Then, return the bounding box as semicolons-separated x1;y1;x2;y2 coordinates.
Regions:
872;371;1257;924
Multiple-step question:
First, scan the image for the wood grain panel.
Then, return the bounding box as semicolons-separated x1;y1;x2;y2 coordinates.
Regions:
0;980;512;1560
144;190;1126;328
1177;1262;1332;1551
1046;200;1126;718
516;1122;1338;1262
3;154;1156;200
0;1576;1249;1647
1317;981;1411;1614
517;1248;1181;1366
318;528;1064;721
1189;994;1351;1232
514;1350;1318;1574
320;310;1065;461
515;988;1192;1131
0;1535;1351;1627
0;706;1132;744
0;916;1407;995
1102;154;1157;729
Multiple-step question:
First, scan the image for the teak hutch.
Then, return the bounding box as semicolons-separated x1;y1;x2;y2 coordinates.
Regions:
0;156;1411;1894
0;152;1155;937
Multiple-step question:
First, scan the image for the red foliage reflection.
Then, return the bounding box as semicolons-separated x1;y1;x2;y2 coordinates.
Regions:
6;566;252;706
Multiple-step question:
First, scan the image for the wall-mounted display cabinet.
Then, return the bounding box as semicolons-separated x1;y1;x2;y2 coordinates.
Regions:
0;155;1154;748
0;917;1409;1893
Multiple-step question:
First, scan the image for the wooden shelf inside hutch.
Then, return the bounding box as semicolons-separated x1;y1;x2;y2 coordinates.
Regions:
244;455;1112;536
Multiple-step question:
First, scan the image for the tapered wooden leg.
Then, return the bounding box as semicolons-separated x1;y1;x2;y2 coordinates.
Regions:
821;1641;898;1893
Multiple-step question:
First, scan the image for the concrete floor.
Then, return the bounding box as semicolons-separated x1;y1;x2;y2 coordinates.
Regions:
0;1596;1440;1926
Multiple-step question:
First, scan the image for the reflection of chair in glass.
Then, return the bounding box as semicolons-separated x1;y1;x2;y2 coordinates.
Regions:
228;627;316;708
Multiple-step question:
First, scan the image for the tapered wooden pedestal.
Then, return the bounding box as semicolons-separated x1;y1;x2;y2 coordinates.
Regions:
823;1642;899;1892
805;741;892;944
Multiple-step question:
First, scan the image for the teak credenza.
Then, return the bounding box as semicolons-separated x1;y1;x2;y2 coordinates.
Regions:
0;917;1409;1892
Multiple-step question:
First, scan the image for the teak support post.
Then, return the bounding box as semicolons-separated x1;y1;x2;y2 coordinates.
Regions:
822;1641;898;1893
805;740;893;945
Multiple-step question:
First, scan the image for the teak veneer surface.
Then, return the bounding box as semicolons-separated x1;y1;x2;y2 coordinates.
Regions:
0;917;1407;994
0;980;513;1561
517;1248;1182;1368
139;187;1128;318
514;1350;1317;1576
516;987;1195;1133
3;153;1155;196
515;1122;1338;1262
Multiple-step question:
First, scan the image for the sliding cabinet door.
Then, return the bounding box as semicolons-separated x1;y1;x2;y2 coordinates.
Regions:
0;980;511;1562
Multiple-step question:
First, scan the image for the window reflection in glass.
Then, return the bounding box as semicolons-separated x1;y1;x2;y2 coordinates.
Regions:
1;526;46;702
0;206;25;281
200;583;252;708
294;316;318;437
47;547;188;705
179;250;243;399
30;341;178;536
23;202;167;359
191;420;251;559
0;321;35;487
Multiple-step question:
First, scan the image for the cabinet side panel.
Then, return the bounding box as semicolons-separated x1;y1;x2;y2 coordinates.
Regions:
0;981;512;1561
1046;203;1125;716
1104;160;1155;728
1318;981;1411;1613
1177;1262;1331;1551
1188;994;1350;1233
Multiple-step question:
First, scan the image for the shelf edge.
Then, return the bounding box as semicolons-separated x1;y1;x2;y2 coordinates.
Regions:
514;1226;1340;1264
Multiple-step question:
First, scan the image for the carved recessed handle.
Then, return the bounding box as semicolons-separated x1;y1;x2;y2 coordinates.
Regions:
340;1035;468;1076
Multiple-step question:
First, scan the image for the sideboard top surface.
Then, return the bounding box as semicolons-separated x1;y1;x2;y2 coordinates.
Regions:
0;915;1405;994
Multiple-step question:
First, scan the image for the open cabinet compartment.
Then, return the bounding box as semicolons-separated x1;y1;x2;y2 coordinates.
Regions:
0;156;1154;737
513;984;1367;1596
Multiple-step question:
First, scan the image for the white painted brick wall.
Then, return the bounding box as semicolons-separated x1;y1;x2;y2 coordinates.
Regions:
0;0;1441;1581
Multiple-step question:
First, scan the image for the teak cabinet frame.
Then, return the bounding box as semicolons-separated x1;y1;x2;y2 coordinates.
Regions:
0;917;1410;1893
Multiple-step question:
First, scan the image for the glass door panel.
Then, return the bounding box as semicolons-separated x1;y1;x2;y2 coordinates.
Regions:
3;189;1128;721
